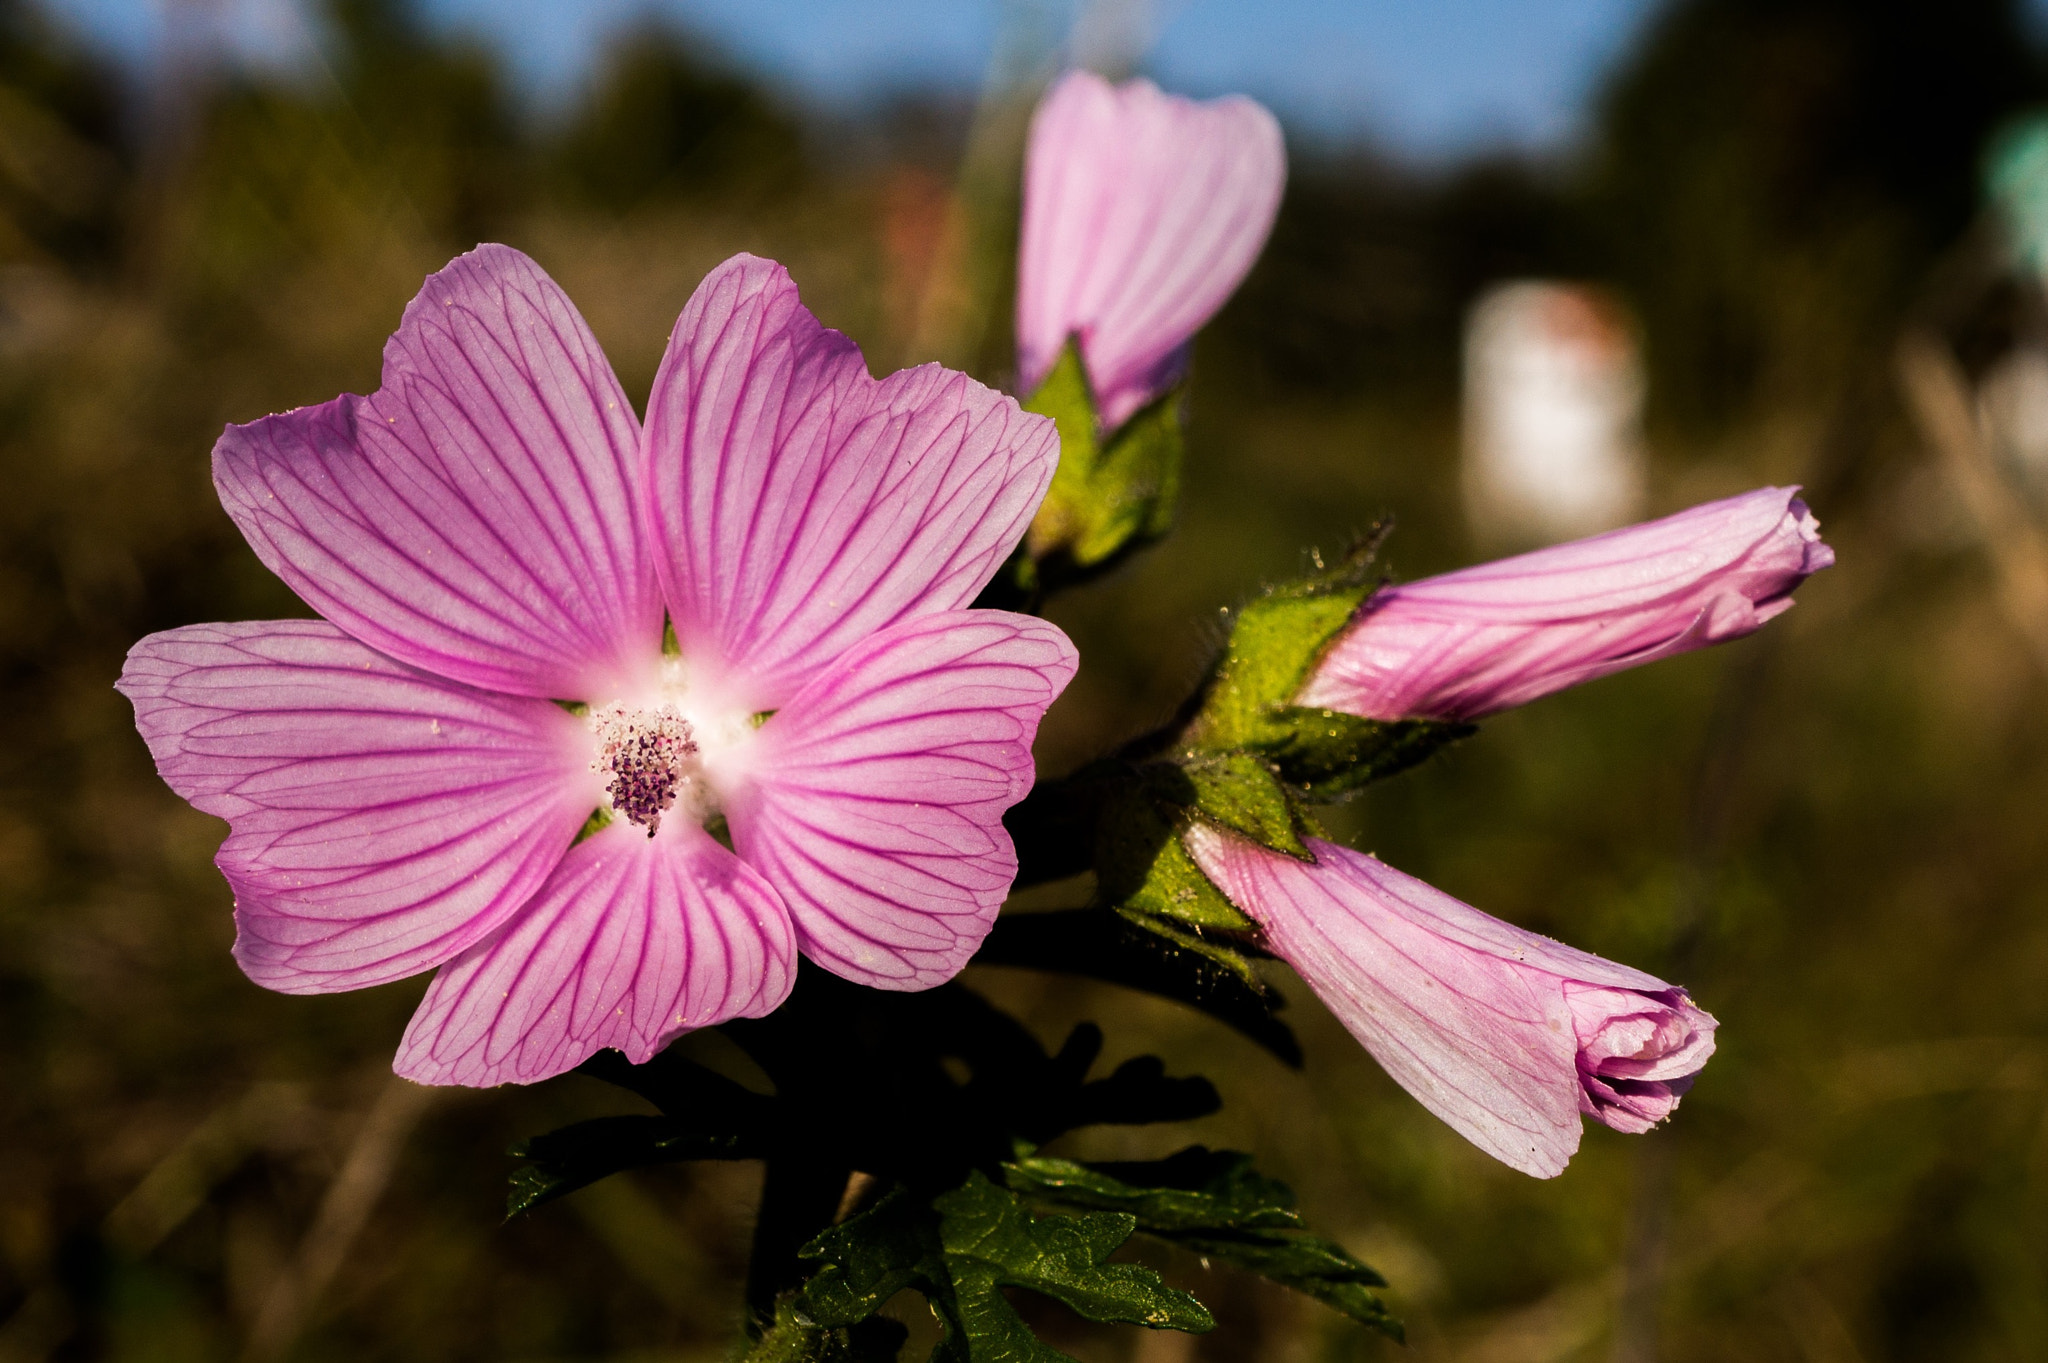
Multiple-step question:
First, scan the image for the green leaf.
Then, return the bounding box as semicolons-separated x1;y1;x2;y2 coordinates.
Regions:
802;1174;1213;1363
1003;1149;1402;1341
508;1050;776;1217
974;911;1302;1066
1021;341;1185;583
506;1113;766;1218
936;1172;1214;1351
801;1186;941;1329
1003;1148;1302;1234
1059;1053;1220;1131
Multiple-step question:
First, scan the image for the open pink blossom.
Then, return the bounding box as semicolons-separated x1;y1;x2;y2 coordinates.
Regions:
1298;486;1834;721
1015;69;1285;429
118;245;1076;1087
1185;827;1716;1177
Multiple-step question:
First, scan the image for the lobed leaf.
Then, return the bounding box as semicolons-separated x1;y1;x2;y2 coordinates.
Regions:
1003;1148;1401;1341
938;1170;1213;1338
801;1186;941;1329
800;1174;1213;1363
975;911;1302;1066
507;1114;767;1217
507;1052;778;1217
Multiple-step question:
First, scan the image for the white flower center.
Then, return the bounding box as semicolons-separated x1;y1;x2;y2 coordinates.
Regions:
584;657;762;840
588;702;706;837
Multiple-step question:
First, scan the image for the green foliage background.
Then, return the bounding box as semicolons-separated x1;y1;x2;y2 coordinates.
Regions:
2;0;2047;1359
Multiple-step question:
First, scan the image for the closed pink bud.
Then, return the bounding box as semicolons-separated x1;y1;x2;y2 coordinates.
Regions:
1016;69;1285;429
1184;826;1717;1178
1297;486;1834;722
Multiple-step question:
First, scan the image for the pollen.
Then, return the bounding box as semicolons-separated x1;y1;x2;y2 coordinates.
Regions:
588;702;700;837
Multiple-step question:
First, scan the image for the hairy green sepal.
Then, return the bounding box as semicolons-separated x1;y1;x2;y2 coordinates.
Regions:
1014;538;1469;983
1017;341;1184;590
1181;552;1472;799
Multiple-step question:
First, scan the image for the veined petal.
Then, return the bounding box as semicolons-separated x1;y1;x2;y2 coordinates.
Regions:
117;621;591;994
214;244;661;700
728;610;1077;989
645;254;1059;708
1187;829;1586;1177
1298;486;1835;721
1017;71;1285;428
1187;830;1716;1176
396;822;796;1087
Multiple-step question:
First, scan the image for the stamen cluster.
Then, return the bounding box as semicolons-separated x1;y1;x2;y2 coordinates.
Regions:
589;702;698;837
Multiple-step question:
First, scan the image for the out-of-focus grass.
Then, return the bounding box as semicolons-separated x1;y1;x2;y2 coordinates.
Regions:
2;0;2047;1360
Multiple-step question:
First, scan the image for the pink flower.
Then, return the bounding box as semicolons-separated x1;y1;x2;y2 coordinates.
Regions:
1184;828;1716;1177
1297;486;1835;722
118;246;1076;1087
1015;69;1285;429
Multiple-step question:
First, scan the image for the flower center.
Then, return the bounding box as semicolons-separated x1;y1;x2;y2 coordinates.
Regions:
588;702;703;837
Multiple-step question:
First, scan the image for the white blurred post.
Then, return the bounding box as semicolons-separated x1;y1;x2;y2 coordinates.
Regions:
1462;281;1648;546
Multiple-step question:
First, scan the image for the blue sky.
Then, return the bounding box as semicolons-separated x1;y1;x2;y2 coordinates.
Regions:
37;0;2029;160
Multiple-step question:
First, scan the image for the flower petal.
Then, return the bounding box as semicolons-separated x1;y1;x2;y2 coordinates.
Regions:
728;610;1077;989
1017;71;1285;427
1298;486;1835;720
1185;829;1589;1177
395;822;796;1086
213;244;661;700
644;253;1059;708
117;620;591;993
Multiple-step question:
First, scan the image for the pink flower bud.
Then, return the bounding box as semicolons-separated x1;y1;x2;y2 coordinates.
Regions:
1016;69;1285;429
1297;486;1834;722
1184;826;1717;1178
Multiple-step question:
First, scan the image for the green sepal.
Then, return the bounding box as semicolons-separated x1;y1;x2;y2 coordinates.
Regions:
1003;1148;1401;1341
799;1174;1214;1363
1091;767;1257;939
1019;341;1184;588
1259;709;1474;804
1163;534;1472;802
1085;751;1324;980
570;805;613;847
1178;752;1315;859
1183;582;1372;754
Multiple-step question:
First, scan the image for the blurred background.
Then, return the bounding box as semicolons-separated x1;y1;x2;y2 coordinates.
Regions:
5;0;2048;1359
